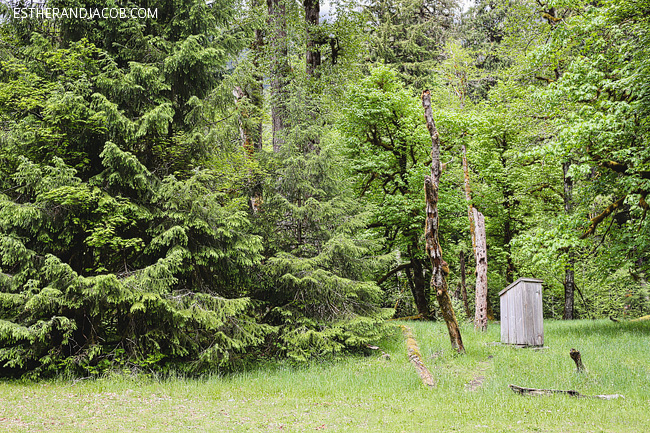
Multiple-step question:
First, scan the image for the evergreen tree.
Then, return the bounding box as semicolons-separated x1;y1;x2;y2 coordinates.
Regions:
0;0;392;377
0;0;272;377
246;6;391;359
365;0;459;87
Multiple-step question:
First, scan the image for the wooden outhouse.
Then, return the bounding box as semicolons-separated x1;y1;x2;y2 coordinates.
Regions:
499;278;544;346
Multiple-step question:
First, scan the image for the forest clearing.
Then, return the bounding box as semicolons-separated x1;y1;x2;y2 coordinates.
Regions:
2;320;649;432
1;6;650;433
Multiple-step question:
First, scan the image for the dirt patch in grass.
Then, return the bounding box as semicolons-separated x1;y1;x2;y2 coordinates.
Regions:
465;355;493;392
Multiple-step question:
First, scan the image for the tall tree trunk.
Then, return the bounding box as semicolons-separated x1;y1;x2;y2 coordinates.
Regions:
251;12;265;151
233;87;257;154
473;208;488;331
267;0;289;152
462;145;489;330
495;137;516;284
234;84;263;213
303;0;321;153
503;215;515;284
422;90;465;354
564;262;575;319
413;258;432;319
409;248;432;319
304;0;321;77
563;161;575;320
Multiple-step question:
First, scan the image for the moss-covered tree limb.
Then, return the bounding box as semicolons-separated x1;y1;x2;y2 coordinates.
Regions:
580;196;626;239
600;160;650;179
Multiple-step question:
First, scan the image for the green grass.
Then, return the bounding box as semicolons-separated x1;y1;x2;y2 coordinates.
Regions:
1;319;649;432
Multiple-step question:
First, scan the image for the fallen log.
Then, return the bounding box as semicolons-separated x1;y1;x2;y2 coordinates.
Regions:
400;325;436;387
509;384;580;397
389;314;424;321
509;384;624;400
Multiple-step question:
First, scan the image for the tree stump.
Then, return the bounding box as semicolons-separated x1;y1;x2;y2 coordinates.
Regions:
570;348;585;372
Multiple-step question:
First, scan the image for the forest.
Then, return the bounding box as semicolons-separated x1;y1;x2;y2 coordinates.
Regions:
0;0;648;378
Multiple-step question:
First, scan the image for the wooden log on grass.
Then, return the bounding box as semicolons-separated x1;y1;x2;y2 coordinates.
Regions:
509;384;581;397
509;384;624;400
400;325;436;387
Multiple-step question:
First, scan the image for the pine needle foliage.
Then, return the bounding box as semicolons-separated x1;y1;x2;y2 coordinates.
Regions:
0;0;392;377
0;0;275;377
256;142;392;361
0;143;272;377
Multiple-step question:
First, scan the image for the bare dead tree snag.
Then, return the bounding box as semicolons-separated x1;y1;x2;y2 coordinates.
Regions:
400;325;436;387
473;208;488;331
570;348;585;372
233;86;263;213
462;145;488;330
233;86;255;155
422;90;465;354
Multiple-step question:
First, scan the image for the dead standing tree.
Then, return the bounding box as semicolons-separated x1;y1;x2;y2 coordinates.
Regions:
422;90;465;354
473;208;488;330
462;144;489;331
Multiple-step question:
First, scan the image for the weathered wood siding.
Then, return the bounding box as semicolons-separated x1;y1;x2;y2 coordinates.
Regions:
499;278;543;346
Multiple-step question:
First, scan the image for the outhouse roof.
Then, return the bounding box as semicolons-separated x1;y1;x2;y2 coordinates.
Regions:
499;277;544;296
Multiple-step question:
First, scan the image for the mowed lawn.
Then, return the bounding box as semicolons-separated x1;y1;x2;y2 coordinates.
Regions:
1;319;649;432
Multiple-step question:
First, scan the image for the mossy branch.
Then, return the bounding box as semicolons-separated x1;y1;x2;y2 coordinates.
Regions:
580;196;626;239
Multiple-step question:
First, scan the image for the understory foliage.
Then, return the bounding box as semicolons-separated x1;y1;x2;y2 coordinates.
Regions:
0;0;389;378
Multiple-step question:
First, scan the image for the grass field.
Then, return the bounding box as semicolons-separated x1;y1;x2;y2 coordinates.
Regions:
1;319;649;432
